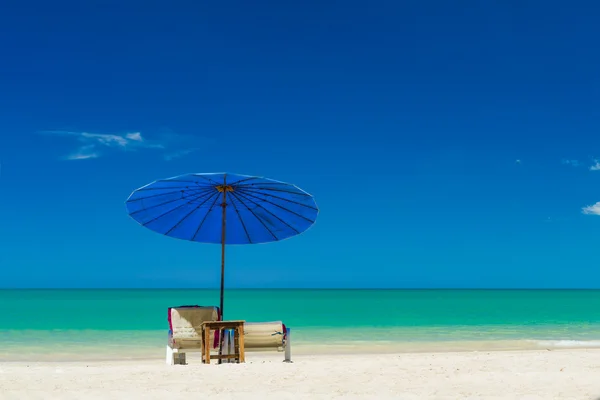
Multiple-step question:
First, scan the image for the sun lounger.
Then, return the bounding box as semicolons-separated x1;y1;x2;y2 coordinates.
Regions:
166;306;292;364
223;321;292;362
245;321;287;350
166;305;220;365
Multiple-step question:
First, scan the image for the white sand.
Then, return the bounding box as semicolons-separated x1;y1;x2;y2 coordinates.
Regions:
1;349;599;399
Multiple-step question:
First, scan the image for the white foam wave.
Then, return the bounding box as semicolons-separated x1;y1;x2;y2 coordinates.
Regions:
535;340;600;348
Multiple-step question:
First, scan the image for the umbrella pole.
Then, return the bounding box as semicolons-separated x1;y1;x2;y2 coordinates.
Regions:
220;193;226;321
218;179;227;364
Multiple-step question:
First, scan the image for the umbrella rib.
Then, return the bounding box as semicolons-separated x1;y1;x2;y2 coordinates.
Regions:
227;191;252;243
127;187;212;202
233;182;291;188
193;181;215;189
191;191;222;241
235;186;312;196
164;190;221;236
141;190;216;227
232;191;300;235
194;174;221;185
230;176;261;187
236;190;315;224
229;192;278;241
129;188;215;215
136;185;202;192
237;187;318;211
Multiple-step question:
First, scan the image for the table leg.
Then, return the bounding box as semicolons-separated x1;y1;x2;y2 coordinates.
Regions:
233;328;239;363
238;324;245;363
204;327;211;365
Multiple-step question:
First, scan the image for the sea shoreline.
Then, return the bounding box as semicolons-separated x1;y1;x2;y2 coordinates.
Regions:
3;338;600;362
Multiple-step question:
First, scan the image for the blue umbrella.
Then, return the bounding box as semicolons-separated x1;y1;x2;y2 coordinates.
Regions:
126;172;318;317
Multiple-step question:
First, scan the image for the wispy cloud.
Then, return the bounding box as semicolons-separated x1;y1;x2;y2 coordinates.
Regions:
582;202;600;216
561;159;580;167
65;145;99;160
40;129;208;161
41;130;165;160
125;132;143;142
590;159;600;171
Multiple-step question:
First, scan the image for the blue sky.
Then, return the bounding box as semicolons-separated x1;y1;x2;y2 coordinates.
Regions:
1;1;600;288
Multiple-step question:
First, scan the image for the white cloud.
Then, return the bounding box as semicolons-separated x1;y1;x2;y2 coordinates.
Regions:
41;129;206;161
68;153;98;160
590;160;600;171
125;132;143;142
65;145;99;160
582;202;600;215
79;132;130;147
42;130;163;160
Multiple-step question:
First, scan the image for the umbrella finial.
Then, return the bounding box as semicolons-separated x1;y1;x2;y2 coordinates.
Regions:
216;185;234;193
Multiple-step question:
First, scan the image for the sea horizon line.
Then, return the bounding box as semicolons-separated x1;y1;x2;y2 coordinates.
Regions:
1;287;600;291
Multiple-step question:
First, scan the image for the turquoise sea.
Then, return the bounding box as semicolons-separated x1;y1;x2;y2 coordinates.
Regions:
2;289;600;361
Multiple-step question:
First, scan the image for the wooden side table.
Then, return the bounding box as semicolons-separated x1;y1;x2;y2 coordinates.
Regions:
201;320;245;364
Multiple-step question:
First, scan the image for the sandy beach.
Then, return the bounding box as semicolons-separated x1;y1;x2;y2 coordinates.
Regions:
1;349;599;399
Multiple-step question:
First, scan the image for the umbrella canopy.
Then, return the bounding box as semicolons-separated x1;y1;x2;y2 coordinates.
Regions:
126;172;318;316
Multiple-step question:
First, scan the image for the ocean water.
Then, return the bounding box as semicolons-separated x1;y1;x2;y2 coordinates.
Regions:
1;289;600;360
